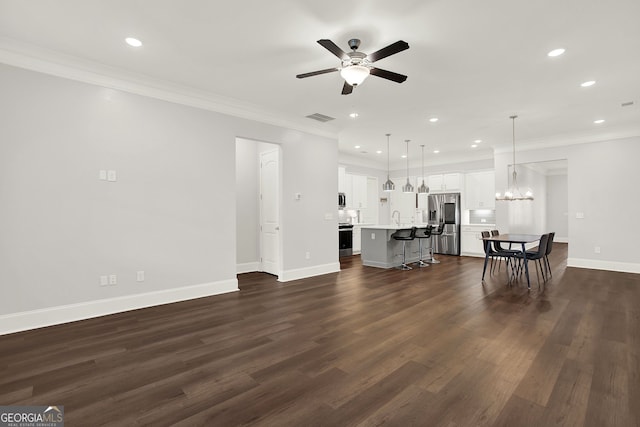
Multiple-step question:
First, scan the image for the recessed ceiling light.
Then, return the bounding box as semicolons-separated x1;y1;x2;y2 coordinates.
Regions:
125;37;143;47
433;150;440;154
581;80;596;87
547;48;565;57
401;155;407;158
471;145;478;148
593;119;605;124
349;112;359;118
376;150;383;154
429;118;439;123
354;145;361;149
474;139;482;143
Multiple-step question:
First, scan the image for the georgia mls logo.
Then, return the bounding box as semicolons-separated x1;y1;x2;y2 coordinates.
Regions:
0;405;64;426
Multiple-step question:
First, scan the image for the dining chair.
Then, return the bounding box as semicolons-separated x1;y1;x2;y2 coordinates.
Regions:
514;233;550;288
489;229;518;273
481;231;516;278
544;231;555;278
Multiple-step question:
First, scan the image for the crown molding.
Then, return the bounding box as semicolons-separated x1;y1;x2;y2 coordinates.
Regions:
0;36;338;140
492;126;640;154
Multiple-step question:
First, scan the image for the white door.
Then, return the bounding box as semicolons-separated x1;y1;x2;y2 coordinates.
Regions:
260;149;280;276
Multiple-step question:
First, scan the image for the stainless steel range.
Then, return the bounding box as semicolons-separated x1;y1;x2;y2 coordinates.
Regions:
339;223;354;257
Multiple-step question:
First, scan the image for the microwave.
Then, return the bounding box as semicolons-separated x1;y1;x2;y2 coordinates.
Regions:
338;192;346;208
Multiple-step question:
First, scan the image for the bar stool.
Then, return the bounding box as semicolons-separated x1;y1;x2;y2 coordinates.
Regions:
427;224;444;264
390;227;416;270
414;226;432;267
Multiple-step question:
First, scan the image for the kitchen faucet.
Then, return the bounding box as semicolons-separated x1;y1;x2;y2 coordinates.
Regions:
391;210;400;225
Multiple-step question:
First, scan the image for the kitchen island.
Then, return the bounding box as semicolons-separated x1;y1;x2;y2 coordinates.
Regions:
360;225;433;268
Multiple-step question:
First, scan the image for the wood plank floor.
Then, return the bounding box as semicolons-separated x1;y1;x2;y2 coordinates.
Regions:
2;243;639;426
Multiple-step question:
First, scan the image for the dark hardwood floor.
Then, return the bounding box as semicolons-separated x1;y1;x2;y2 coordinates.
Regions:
1;243;639;426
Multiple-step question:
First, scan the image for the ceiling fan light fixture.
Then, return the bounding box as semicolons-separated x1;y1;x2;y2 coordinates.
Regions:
340;65;370;86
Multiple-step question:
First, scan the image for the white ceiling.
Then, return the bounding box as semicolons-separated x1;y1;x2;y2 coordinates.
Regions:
1;0;639;169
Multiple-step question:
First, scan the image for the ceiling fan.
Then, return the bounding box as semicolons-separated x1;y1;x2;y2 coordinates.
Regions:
296;38;409;95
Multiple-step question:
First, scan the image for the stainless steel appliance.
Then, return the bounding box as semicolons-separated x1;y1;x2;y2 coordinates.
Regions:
338;192;346;208
339;223;353;257
427;192;461;255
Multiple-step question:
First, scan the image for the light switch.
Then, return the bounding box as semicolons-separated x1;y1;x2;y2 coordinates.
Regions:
99;170;107;180
576;212;585;219
107;170;117;182
100;275;109;286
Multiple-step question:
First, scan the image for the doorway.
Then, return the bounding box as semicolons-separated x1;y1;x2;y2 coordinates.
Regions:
235;138;281;278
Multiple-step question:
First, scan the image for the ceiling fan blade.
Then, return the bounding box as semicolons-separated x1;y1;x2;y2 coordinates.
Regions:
296;68;340;79
367;40;409;62
341;82;354;95
370;67;408;83
317;39;348;60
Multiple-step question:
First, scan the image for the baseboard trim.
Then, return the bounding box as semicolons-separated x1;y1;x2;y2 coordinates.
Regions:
0;279;239;336
461;252;485;258
555;237;568;243
567;258;640;274
279;262;340;282
236;262;260;274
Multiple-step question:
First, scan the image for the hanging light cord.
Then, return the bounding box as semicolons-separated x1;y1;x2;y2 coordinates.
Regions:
405;140;410;178
386;133;391;177
511;115;518;187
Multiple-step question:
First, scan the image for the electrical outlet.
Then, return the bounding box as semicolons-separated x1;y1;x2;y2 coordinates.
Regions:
107;170;117;182
99;170;107;181
100;275;109;286
594;246;601;254
305;252;310;260
109;274;117;285
371;233;376;240
136;270;145;282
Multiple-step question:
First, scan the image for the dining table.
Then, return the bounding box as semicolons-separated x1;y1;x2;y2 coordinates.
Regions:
481;233;541;289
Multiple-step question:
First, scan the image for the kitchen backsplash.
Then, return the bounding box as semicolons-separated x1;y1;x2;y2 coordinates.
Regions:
469;209;496;224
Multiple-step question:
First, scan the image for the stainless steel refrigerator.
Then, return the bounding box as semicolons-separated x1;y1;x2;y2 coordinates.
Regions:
427;192;461;255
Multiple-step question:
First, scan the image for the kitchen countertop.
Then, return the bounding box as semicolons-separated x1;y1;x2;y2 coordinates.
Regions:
360;224;430;230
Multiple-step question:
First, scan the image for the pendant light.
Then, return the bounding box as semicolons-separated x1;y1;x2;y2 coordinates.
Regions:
382;133;395;192
417;144;429;194
402;139;414;193
495;115;534;201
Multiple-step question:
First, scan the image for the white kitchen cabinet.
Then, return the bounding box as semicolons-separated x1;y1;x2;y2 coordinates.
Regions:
351;174;368;208
465;170;495;209
428;173;462;192
460;225;493;257
353;225;362;254
338;166;346;193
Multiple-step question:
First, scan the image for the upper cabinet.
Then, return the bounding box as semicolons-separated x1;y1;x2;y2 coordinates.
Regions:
351;174;368;208
338;166;347;193
465;170;495;209
338;168;369;209
428;173;462;193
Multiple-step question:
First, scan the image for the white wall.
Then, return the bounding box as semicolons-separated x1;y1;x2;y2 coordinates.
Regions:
495;137;640;273
546;174;568;241
506;164;547;234
0;63;338;333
